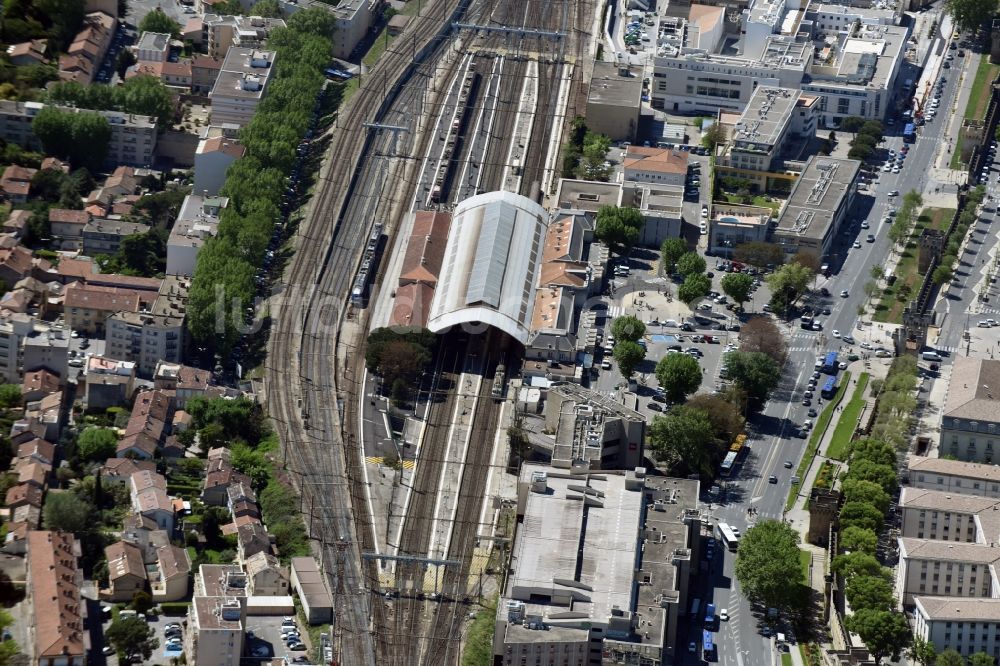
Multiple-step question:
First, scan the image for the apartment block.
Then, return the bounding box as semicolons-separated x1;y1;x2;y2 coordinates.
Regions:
166;195;228;276
188;564;247;666
26;531;87;665
585;61;642;142
899;487;1000;543
209;48;275;127
896;538;1000;607
908;457;1000;498
940;358;1000;463
0;101;157;168
83;219;149;256
136;31;170;62
202;14;285;59
914;597;1000;659
494;466;700;666
105;275;189;377
193;136;244;196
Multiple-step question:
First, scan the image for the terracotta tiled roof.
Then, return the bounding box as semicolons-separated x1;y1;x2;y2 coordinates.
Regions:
49;209;90;226
27;530;85;660
399;211;451;286
22;369;61;395
5;482;43;508
199;136;245;159
105;540;146;581
389;282;434;329
100;457;156;480
622;147;689;174
17;438;54;463
4;209;30;232
157;544;190;580
17;461;48;487
64;281;142;313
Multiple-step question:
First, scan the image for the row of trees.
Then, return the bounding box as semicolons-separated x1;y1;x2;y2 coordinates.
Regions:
187;9;336;355
32;106;111;172
887;190;924;250
834;438;910;665
932;185;986;286
46;75;176;127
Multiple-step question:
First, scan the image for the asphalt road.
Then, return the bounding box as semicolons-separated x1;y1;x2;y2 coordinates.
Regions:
681;24;981;666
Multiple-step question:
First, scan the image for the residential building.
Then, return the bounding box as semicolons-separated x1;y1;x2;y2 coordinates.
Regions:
896;538;1000;607
4;209;30;237
65;282;146;334
188;596;244;666
289;556;333;624
130;470;176;532
0;165;35;203
0;244;46;288
100;457;156;485
85;355;136;409
202;447;250;505
585;61;642;142
166;195;228;276
103;540;147;602
21;326;70;381
26;531;87;665
913;597;1000;658
771;155;860;261
940;358;1000;462
495;467;701;666
16;438;54;466
622;146;689;186
22;369;61;403
715;86;818;190
23;391;62;441
136;31;170;62
83;219;149;256
202;14;286;58
6;39;47;66
538;383;645;469
209;48;275;127
237;522;270;563
0;101;157;168
193;136;244;196
898;487;1000;543
59;11;115;84
707;203;773;256
191;55;224;93
908;456;1000;498
105;275;189;376
244;551;288;596
150;545;191;601
5;482;43;513
117;389;173;459
154;361;211;407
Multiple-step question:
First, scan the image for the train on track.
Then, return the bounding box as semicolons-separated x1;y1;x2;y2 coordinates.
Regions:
430;68;479;205
350;222;386;307
491;363;506;400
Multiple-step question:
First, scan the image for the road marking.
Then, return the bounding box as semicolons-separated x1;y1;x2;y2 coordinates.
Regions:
365;456;416;470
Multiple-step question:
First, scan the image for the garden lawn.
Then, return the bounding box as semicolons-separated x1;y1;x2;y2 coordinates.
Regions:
825;373;870;461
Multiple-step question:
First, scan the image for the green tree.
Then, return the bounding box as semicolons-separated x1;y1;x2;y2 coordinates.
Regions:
936;649;966;666
285;6;338;36
845;575;894;612
734;241;785;268
250;0;282;15
678;273;711;308
944;0;999;32
841;478;890;513
832;551;891;581
909;637;937;666
702;122;727;152
733;520;804;613
117;75;175;127
738;316;787;365
932;263;954;285
595;206;644;255
610;315;646;342
840;501;888;533
845;459;897;494
613;340;645;377
844;609;911;665
115;49;137;78
766;262;814;315
685;393;745;444
840;525;878;554
364;328;435;390
106;616;158;662
676;252;706;277
130;590;154;614
138;8;181;35
43;491;92;533
0;383;20;409
647;405;718;477
841;117;866;133
77;427;118;462
655;353;702;402
970;653;996;666
722;351;782;404
0;608;19;664
660;237;687;273
36;0;86;49
721;273;754;309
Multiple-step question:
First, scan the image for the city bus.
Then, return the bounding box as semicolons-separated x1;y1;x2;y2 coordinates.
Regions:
821;376;838;399
719;434;749;477
719;451;738;478
690;598;701;618
903;122;916;143
822;351;839;375
717;522;739;551
703;630;716;660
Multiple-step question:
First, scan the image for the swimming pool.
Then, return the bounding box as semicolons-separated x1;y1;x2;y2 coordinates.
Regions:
720;216;739;224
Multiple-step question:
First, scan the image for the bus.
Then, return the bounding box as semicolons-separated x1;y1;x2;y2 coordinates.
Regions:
705;602;716;629
822;351;839;375
719;451;738;478
717;522;739;551
821;376;838;399
903;122;916;143
703;630;716;660
690;598;701;618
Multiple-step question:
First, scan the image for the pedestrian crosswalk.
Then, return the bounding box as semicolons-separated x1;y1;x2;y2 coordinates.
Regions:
607;305;625;319
935;345;958;354
365;456;415;469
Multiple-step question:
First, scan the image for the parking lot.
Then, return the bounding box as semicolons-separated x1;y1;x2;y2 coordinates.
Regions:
591;249;774;421
245;615;311;662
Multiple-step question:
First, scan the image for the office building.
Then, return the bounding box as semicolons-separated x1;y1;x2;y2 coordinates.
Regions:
494;466;701;666
540;383;645;469
771;155;860;260
586;61;642;142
